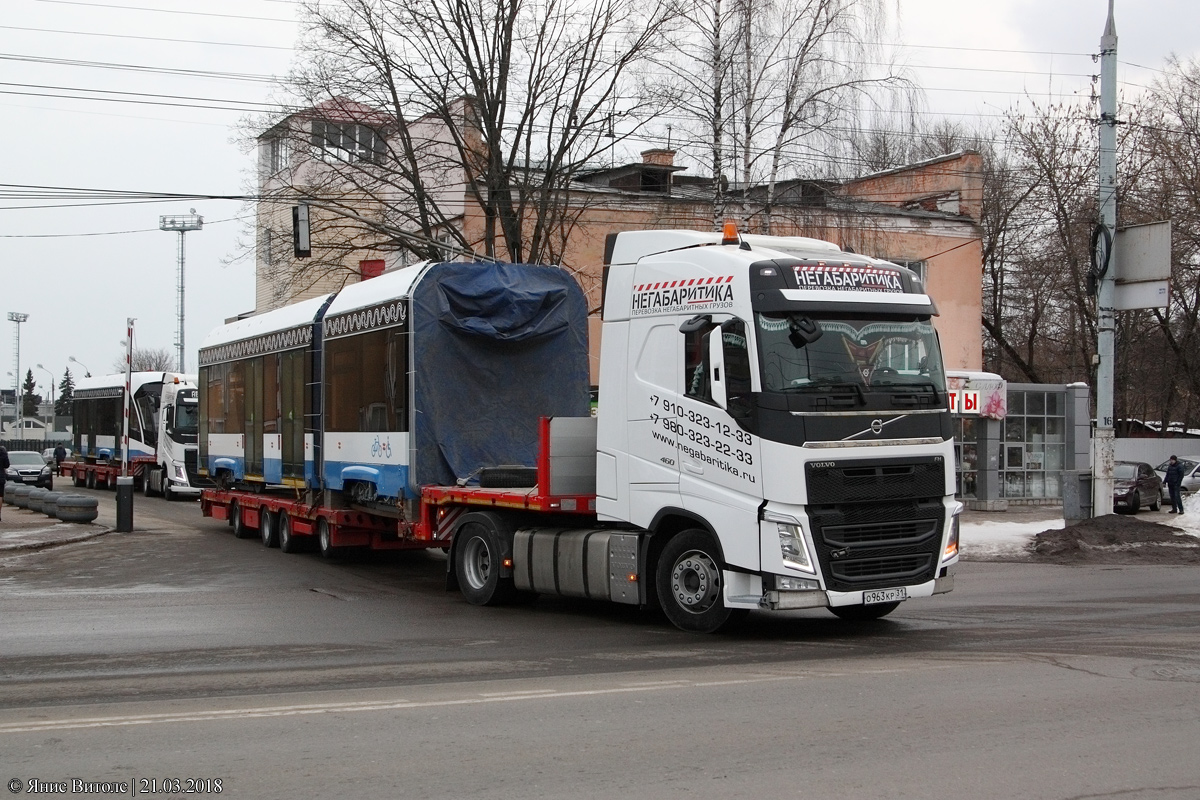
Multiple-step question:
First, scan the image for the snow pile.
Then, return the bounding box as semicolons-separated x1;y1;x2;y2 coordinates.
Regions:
960;492;1200;562
960;517;1063;561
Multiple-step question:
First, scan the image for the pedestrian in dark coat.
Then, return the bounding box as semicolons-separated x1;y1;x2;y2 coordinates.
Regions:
0;445;9;522
53;443;66;476
1165;455;1186;514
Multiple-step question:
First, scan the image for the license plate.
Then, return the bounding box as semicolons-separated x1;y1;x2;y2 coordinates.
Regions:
863;587;907;605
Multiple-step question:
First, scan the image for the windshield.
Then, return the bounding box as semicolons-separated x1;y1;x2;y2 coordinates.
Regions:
1156;458;1197;473
173;400;199;436
756;313;946;392
7;452;46;467
1114;463;1138;480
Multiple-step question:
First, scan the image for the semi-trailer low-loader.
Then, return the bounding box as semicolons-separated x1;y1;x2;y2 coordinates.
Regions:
61;372;206;499
198;226;960;632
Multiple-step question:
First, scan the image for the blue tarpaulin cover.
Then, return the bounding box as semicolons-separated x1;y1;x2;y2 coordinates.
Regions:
411;262;591;489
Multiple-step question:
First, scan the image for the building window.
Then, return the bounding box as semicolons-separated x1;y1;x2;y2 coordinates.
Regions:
267;136;288;174
311;121;385;165
1001;390;1066;500
954;417;978;499
890;259;927;284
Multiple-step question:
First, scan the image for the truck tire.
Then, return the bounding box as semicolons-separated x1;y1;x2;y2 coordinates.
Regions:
86;470;96;490
829;601;901;621
55;494;99;524
278;511;302;554
655;529;747;633
41;491;64;518
317;517;335;559
231;501;256;539
73;470;85;488
454;512;516;606
478;467;538;489
143;469;157;498
260;510;279;548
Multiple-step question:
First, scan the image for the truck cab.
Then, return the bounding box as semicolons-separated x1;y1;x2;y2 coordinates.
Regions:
143;375;204;500
597;228;960;631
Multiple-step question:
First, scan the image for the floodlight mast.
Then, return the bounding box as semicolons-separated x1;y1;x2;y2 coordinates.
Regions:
8;311;28;435
159;211;203;372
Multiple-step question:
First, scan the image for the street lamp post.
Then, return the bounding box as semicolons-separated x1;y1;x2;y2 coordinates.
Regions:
36;363;55;435
68;355;91;378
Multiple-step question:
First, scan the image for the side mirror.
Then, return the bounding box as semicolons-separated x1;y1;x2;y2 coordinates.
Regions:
709;329;727;409
680;314;714;334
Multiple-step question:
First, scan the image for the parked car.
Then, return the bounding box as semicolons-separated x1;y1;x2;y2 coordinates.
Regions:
1113;460;1162;513
41;447;55;464
4;450;54;489
1154;456;1200;500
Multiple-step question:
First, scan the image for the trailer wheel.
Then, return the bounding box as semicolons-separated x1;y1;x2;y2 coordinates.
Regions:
86;470;96;490
278;512;302;554
829;601;900;621
454;513;516;606
231;501;255;539
73;470;85;488
260;510;279;548
317;518;335;559
655;529;746;633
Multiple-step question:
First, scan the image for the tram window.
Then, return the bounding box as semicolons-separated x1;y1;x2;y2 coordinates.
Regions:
227;362;246;438
206;364;226;434
263;353;280;435
325;329;407;432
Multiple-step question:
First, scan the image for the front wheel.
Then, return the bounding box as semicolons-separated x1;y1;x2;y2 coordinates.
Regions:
655;529;746;633
453;512;515;606
1130;491;1141;514
829;601;901;621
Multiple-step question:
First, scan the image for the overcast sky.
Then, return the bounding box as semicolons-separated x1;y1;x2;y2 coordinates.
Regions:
2;0;1197;399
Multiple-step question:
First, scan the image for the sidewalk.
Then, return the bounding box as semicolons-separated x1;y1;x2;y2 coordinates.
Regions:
0;505;109;552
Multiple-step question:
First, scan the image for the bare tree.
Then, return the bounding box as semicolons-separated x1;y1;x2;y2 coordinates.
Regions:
111;348;176;374
250;0;674;300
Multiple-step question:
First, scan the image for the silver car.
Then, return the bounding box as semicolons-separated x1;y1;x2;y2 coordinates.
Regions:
1155;456;1200;500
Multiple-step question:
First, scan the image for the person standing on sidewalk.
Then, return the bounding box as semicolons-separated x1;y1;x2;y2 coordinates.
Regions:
1165;455;1186;514
0;445;9;521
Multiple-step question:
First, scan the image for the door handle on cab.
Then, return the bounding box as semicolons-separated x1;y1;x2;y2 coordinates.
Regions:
684;463;704;474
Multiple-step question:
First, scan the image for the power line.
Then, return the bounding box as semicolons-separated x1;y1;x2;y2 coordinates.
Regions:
0;24;295;51
0;215;247;238
33;0;297;23
0;53;279;84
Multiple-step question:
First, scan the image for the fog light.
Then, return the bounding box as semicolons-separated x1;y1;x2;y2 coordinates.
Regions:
777;575;820;591
777;523;813;571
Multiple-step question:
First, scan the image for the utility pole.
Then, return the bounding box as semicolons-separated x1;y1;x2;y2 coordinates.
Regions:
159;210;203;373
8;311;28;436
1093;0;1118;517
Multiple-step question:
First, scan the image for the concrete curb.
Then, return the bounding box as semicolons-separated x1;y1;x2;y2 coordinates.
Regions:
0;525;113;553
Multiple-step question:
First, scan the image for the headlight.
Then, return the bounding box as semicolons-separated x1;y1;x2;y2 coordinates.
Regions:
777;523;813;571
173;463;187;480
5;468;16;478
944;506;962;561
40;466;51;476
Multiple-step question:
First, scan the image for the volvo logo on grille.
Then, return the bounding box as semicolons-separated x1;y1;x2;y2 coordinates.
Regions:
870;419;884;435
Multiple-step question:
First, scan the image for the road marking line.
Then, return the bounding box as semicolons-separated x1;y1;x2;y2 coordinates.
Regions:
0;674;804;734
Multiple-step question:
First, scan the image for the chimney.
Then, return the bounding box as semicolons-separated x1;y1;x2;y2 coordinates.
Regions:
641;148;676;167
